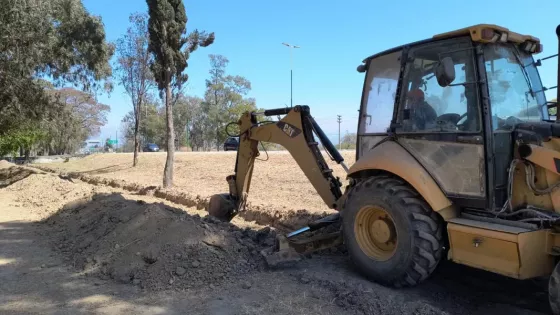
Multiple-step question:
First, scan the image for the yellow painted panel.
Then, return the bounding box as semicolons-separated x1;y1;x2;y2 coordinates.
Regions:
448;225;520;278
518;229;554;279
448;222;518;242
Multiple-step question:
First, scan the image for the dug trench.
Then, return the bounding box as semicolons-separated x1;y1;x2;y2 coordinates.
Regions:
31;164;330;232
0;163;553;314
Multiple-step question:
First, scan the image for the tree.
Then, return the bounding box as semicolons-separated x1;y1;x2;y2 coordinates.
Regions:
0;127;46;160
340;133;357;150
146;0;215;187
41;87;111;155
115;12;154;167
201;54;257;150
105;138;115;151
0;0;114;136
173;94;202;149
121;95;166;148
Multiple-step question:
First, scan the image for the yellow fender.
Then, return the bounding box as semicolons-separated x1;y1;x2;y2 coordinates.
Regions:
348;140;456;220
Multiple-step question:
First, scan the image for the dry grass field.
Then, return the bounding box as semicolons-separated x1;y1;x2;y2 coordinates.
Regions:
36;150;356;214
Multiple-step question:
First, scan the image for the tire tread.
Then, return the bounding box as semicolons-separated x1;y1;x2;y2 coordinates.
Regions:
344;174;444;287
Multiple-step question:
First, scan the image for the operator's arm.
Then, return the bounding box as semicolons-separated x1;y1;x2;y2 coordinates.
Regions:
225;106;346;216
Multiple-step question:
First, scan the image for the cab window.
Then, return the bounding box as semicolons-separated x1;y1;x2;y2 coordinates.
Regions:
359;50;401;134
397;38;480;133
484;43;548;130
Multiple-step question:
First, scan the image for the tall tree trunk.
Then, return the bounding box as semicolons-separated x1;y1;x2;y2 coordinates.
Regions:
133;98;142;167
163;82;174;188
24;148;30;163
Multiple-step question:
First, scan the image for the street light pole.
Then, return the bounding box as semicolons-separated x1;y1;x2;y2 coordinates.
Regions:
282;42;300;107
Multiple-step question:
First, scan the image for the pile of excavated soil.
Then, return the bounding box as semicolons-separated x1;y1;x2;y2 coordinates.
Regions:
1;169;113;220
0;165;35;188
0;159;15;169
44;193;277;291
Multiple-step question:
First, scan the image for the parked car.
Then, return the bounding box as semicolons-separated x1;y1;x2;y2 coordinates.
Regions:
223;137;239;151
143;143;160;152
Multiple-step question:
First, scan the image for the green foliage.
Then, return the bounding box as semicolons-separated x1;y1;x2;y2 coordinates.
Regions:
121;96;166;148
0;0;114;138
195;54;258;150
105;138;114;150
115;12;154;119
340;133;357;150
146;0;215;186
115;12;155;165
0;128;46;158
120;53;260;152
146;0;215;94
40;87;111;155
173;95;202;147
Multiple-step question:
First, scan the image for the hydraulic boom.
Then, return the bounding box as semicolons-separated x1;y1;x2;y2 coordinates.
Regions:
208;105;349;222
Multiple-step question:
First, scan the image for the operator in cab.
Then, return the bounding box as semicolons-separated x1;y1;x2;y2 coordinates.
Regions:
407;89;438;130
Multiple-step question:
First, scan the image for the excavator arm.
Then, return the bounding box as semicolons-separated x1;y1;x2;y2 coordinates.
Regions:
208;105;349;222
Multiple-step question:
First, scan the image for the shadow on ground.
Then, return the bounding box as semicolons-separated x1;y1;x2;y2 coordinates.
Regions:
0;220;191;314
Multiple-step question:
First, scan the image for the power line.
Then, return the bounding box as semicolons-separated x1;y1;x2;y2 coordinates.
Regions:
337;115;342;150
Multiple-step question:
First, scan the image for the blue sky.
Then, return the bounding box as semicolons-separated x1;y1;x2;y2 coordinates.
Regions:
84;0;560;143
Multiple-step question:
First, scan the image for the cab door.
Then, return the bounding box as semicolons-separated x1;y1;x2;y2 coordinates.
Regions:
357;50;403;159
392;37;487;208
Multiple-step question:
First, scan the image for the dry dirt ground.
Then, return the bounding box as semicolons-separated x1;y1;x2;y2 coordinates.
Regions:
33;151;354;214
0;155;554;314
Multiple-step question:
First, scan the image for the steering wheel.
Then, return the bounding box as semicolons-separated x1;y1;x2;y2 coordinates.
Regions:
437;113;465;125
435;112;469;131
457;112;468;124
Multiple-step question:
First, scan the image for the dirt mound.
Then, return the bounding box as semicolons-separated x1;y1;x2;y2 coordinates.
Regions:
45;193;277;291
2;170;112;220
0;159;15;169
0;166;36;188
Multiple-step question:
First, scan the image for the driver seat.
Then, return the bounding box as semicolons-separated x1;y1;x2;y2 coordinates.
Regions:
407;89;438;128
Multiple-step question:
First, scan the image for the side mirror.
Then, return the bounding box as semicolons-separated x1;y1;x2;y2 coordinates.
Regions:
357;64;367;73
435;57;455;87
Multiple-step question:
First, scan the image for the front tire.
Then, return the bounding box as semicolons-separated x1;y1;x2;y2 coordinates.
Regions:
342;175;444;288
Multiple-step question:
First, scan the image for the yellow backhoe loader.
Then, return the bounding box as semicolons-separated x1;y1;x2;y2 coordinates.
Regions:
208;24;560;313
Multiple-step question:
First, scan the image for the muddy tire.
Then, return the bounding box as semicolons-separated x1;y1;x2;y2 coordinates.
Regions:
341;175;444;288
550;261;560;314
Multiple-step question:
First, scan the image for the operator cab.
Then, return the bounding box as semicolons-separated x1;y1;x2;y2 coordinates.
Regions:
356;24;553;211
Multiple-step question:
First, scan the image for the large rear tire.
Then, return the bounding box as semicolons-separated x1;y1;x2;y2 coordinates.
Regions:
341;175;444;288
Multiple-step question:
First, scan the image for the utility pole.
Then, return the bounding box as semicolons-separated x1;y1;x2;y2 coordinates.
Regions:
337;115;342;150
282;42;300;107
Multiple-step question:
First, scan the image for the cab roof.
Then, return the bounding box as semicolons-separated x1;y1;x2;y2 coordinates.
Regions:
361;24;541;63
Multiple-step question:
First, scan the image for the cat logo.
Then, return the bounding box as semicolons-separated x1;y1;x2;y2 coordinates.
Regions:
276;121;301;138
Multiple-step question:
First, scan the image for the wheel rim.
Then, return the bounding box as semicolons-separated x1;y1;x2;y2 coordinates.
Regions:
354;205;398;261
